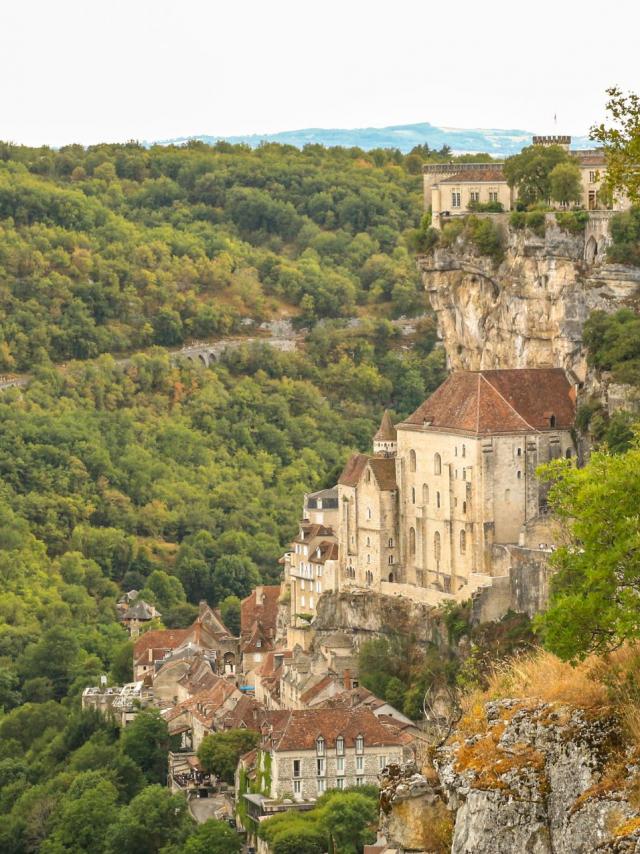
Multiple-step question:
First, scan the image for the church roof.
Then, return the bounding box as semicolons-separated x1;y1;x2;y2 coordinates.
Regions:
338;454;397;491
374;410;397;441
401;369;575;435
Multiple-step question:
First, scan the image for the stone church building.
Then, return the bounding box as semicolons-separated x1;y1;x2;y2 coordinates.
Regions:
283;367;576;620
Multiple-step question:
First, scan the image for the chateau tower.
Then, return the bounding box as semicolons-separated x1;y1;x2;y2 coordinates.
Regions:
373;410;397;456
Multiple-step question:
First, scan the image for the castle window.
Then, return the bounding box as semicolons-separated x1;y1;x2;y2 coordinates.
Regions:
517;471;522;480
517;447;522;457
409;527;416;558
436;491;441;508
367;507;372;520
388;538;394;548
423;484;429;505
411;487;416;504
434;531;441;563
460;530;466;554
409;450;416;472
462;444;466;458
388;555;393;564
434;453;441;475
462;501;467;514
366;536;370;547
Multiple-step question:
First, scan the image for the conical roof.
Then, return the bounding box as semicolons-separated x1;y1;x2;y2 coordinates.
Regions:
374;410;397;441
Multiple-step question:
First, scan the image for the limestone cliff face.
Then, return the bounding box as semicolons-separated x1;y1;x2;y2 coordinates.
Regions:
382;701;640;854
420;217;640;387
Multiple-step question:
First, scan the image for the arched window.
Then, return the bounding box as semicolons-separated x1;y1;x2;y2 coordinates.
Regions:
434;531;441;563
462;500;467;514
460;530;466;554
409;450;416;472
436;491;441;509
411;487;416;504
336;736;344;755
316;736;325;755
434;453;441;475
462;444;466;458
388;554;393;565
355;735;364;754
422;484;429;505
409;527;416;558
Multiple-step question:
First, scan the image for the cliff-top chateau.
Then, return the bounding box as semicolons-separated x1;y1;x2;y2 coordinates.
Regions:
283;367;576;630
424;134;630;229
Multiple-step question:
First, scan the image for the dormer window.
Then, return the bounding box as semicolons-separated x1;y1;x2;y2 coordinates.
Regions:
355;735;364;754
316;736;325;756
336;736;345;755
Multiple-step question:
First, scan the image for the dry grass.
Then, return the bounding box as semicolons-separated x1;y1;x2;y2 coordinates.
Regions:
484;649;609;710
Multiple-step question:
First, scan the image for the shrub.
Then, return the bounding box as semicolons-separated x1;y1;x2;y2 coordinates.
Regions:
510;211;527;230
607;207;640;266
439;218;465;247
525;210;547;237
554;210;589;235
467;200;504;213
466;216;505;262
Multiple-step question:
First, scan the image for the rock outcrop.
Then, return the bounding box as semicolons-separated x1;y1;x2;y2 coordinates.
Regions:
433;699;640;854
419;216;640;394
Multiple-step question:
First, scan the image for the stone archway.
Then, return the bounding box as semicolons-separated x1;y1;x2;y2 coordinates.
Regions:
585;235;598;265
198;353;207;367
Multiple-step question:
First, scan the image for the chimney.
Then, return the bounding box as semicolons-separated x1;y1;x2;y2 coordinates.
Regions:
343;668;351;691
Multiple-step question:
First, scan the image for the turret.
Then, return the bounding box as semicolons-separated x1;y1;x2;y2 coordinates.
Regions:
373;410;397;456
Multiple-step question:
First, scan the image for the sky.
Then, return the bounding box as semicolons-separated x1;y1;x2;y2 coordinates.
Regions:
2;0;638;147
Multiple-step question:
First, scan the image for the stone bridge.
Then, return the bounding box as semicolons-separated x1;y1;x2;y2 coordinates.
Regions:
172;335;298;368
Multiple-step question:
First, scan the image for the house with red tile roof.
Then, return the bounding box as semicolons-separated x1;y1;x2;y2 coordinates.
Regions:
240;585;282;686
258;707;407;800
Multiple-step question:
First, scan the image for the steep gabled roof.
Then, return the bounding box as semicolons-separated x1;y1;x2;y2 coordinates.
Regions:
374;410;397;441
133;629;190;665
401;369;575;436
338;454;397;491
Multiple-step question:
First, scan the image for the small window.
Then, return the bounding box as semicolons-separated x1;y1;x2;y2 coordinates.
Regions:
460;530;466;554
388;555;393;565
434;531;441;563
316;736;325;756
434;453;441;475
388;537;394;548
336;776;344;789
462;468;466;481
293;759;301;778
337;756;345;774
517;447;522;457
565;448;572;459
462;500;467;514
379;755;387;770
317;757;325;776
336;736;345;755
411;487;416;504
317;777;326;793
517;471;522;480
409;450;416;472
451;190;461;208
436;491;441;509
355;776;364;786
422;484;429;505
366;536;370;547
461;444;466;458
409;527;416;558
356;755;364;772
366;507;372;520
293;779;301;795
355;735;364;754
367;554;371;564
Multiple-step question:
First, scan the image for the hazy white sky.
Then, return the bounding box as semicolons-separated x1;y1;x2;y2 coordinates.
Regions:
2;0;638;146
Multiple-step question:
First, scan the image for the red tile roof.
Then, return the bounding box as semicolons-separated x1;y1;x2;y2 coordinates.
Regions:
133;628;190;665
338;454;397;491
401;369;575;435
241;585;281;653
266;707;404;751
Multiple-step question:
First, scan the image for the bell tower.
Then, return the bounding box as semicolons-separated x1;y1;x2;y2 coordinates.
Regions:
373;410;397;457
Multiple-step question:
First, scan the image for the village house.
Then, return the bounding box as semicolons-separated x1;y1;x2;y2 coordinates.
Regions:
132;601;238;683
116;592;160;637
240;584;282;686
257;707;407;801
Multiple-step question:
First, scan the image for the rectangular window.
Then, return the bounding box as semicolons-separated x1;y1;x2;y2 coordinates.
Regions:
293;779;301;795
317;758;325;777
378;755;386;771
356;755;364;772
451;191;461;208
589;171;597;183
317;778;326;794
470;191;480;202
336;777;344;789
316;581;321;593
355;776;364;786
293;760;301;778
489;190;498;202
336;756;345;774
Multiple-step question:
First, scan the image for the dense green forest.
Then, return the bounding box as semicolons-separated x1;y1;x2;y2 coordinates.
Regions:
0;140;457;371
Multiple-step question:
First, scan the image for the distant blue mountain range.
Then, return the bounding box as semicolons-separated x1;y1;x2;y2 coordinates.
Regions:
153;122;593;156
